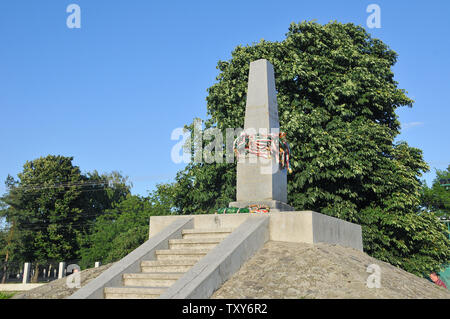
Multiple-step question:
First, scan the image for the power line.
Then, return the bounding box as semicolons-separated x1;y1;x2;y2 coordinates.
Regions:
6;180;124;192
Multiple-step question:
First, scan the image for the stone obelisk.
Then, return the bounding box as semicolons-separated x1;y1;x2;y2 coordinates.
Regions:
229;59;293;212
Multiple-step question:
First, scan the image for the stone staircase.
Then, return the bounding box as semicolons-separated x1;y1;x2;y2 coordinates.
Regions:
104;228;233;299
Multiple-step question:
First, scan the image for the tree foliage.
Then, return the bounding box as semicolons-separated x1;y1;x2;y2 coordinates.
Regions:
421;166;450;217
0;155;131;273
0;155;177;272
166;21;450;276
168;162;236;215
78;191;174;268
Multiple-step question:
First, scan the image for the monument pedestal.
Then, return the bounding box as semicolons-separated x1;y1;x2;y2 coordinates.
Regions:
229;200;295;213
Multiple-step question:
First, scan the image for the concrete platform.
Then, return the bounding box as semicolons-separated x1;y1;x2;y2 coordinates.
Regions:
0;283;45;292
149;211;363;251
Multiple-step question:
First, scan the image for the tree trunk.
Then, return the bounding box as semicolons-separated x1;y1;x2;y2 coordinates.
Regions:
31;263;39;283
1;221;14;284
1;262;7;284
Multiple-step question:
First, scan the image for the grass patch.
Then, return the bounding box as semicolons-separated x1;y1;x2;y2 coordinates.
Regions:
0;292;16;299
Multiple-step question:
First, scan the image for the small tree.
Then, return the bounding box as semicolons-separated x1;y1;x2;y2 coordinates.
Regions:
79;190;173;268
421;166;450;217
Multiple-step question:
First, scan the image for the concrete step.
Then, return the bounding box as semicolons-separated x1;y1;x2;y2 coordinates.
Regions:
141;259;198;273
181;228;234;239
155;249;210;261
169;237;222;250
104;287;166;299
103;228;234;299
123;272;184;287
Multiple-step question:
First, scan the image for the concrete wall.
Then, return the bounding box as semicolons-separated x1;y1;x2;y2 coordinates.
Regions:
268;211;314;243
312;212;363;251
0;284;45;292
149;214;249;238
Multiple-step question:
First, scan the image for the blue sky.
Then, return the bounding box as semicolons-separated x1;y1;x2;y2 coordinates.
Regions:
0;0;449;197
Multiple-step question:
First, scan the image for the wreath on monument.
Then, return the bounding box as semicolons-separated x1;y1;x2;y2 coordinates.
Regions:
216;205;271;214
233;132;292;173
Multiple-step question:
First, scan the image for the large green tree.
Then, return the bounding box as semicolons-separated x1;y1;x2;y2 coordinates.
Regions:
0;155;130;280
166;21;450;276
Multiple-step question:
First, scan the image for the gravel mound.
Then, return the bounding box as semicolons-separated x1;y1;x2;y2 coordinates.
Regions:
12;263;113;299
212;241;450;299
11;241;450;299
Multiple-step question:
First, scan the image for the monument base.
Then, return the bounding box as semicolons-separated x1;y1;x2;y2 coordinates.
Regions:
229;200;295;213
149;211;364;251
